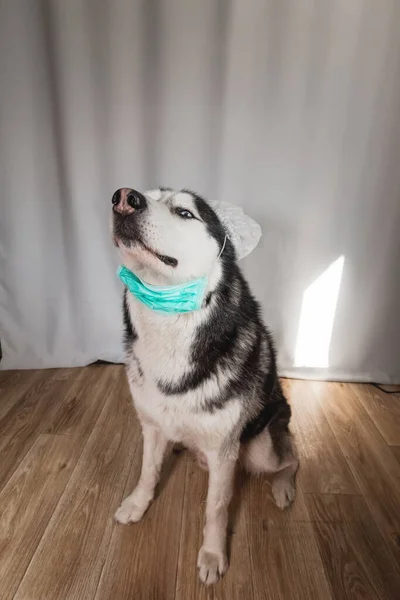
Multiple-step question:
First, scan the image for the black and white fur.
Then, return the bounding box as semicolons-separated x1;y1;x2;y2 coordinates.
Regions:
112;187;298;585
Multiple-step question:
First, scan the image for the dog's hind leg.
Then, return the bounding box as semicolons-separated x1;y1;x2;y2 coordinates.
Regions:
241;427;299;510
115;420;168;524
271;456;298;510
269;412;299;510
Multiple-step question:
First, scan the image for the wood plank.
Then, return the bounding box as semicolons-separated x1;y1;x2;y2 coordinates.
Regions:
175;455;215;600
0;368;83;490
390;445;400;466
95;446;187;600
238;447;333;600
44;364;120;437
1;370;399;599
13;367;139;600
351;384;400;445
306;494;400;600
311;381;400;562
0;369;38;387
0;368;80;438
175;458;310;600
215;469;255;600
248;519;333;600
176;459;293;600
285;379;360;494
0;369;43;422
0;434;86;600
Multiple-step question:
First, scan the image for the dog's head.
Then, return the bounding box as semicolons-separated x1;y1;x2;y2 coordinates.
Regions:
112;188;231;285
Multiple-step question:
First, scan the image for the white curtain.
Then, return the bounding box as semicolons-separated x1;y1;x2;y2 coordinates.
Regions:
1;0;399;382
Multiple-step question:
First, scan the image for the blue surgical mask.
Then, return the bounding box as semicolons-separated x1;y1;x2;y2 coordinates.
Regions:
117;265;207;314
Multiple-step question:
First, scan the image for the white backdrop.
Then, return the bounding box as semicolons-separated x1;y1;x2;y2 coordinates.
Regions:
1;0;400;382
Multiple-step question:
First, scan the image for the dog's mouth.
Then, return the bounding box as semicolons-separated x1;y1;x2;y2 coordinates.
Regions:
139;240;178;267
115;232;177;268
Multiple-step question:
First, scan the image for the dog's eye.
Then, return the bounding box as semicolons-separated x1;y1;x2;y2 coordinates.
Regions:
176;208;194;219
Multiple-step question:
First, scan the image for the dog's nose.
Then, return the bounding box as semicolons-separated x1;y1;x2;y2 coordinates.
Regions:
112;188;147;214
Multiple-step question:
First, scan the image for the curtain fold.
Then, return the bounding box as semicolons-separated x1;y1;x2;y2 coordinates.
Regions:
1;0;399;382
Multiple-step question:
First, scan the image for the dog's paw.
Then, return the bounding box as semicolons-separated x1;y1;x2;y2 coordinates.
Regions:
114;496;147;524
197;547;228;585
272;478;296;510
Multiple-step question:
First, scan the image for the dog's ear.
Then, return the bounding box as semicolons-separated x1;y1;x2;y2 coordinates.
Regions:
208;201;262;260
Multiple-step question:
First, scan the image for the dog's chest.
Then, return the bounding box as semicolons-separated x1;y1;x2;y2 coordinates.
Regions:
127;293;204;382
126;300;242;447
134;385;241;449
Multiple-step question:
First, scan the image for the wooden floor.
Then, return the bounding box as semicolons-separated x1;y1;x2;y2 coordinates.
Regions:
1;366;400;600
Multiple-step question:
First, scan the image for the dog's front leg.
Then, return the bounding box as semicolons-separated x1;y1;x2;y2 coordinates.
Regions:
197;446;238;585
115;422;168;524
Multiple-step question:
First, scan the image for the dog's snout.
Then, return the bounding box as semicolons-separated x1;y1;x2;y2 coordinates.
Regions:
112;188;147;215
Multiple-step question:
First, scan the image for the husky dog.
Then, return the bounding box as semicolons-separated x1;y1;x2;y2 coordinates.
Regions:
112;187;298;585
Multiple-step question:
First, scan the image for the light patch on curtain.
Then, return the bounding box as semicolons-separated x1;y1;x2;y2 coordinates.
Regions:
294;256;344;368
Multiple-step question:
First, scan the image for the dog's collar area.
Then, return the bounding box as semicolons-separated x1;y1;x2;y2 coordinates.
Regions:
118;265;208;315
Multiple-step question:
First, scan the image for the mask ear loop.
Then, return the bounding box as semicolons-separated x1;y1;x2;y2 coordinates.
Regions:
217;235;227;260
203;234;227;309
